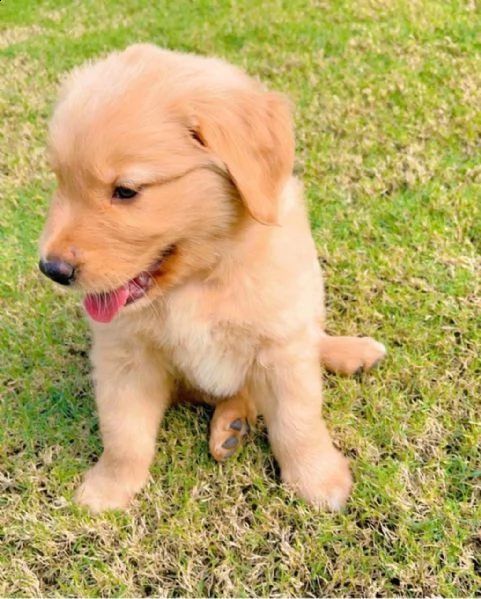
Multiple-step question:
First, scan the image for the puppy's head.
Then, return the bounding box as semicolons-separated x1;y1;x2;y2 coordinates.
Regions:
39;44;294;323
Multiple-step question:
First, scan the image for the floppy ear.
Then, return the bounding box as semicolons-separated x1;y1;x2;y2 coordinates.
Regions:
192;91;295;225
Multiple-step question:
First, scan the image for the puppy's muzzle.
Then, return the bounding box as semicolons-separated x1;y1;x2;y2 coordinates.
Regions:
39;258;76;286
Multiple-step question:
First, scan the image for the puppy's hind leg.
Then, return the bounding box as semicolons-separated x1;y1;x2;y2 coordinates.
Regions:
209;389;257;461
320;334;386;376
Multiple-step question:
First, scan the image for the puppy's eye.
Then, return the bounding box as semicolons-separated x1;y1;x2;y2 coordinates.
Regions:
189;128;206;147
113;186;138;201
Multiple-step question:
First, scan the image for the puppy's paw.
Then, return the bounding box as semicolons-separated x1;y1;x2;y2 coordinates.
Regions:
282;448;352;511
209;393;256;462
321;336;387;376
75;462;146;513
209;416;251;461
353;337;387;375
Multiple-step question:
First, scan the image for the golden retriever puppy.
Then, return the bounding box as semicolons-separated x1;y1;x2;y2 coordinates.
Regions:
39;44;386;513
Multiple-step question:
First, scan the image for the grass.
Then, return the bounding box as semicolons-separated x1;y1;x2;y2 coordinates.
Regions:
1;0;480;596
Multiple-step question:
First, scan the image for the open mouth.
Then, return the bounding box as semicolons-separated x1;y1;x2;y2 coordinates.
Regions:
83;245;176;324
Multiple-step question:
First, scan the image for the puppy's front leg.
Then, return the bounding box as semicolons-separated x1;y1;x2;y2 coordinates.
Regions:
253;341;352;510
75;339;171;513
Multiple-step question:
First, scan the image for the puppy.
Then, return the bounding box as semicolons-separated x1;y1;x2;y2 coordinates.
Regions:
39;44;386;513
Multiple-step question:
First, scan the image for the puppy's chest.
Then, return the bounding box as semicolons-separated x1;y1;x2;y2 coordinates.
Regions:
153;295;258;397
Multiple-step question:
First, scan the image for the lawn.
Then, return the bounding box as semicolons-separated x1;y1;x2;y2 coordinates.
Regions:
0;0;480;596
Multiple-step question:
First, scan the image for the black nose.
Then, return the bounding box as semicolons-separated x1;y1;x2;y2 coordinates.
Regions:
39;258;76;286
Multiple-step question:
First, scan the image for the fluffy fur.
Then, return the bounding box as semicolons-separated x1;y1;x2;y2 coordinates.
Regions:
39;44;386;513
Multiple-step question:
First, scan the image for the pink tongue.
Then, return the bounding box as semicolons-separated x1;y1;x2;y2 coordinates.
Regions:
84;286;130;323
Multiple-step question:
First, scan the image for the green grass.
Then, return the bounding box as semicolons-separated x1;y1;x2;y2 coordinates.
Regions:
1;0;480;596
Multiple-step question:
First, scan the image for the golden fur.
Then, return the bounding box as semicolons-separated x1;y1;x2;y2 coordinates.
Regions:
39;44;386;513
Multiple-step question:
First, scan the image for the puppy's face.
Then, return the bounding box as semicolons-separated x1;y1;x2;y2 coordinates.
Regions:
39;45;294;323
